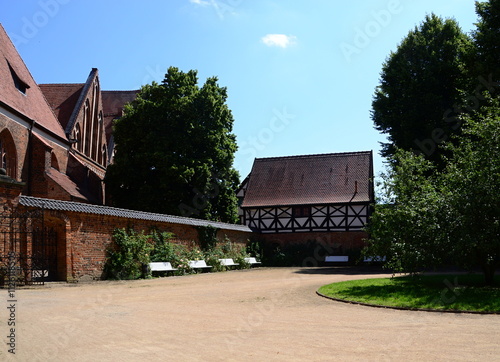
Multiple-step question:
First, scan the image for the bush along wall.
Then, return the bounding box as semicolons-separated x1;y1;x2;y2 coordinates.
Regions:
104;228;252;279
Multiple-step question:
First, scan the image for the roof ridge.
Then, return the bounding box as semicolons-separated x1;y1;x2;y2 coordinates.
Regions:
255;150;372;161
102;89;139;92
39;83;85;87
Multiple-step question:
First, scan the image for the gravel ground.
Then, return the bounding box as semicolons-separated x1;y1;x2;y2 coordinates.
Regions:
3;266;500;361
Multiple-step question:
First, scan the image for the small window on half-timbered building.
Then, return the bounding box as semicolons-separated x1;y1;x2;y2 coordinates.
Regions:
292;206;311;218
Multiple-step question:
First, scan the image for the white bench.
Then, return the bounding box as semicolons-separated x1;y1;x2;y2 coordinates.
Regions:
244;257;261;266
188;260;212;272
325;256;349;263
149;262;177;276
363;256;386;262
219;258;239;269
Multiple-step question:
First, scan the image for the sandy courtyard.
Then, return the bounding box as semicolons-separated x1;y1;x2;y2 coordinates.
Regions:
3;267;500;361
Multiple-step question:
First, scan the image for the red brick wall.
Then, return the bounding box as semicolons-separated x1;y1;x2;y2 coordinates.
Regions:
40;209;252;281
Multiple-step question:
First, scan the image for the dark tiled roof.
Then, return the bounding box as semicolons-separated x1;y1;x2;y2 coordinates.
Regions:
39;84;84;130
241;151;374;208
0;24;67;140
19;195;252;232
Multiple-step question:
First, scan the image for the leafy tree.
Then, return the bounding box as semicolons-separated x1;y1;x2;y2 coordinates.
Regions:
472;0;500;84
364;150;451;274
371;14;473;164
441;103;500;285
365;103;500;285
105;67;240;223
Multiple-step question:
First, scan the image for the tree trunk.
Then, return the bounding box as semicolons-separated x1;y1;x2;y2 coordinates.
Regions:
481;263;496;286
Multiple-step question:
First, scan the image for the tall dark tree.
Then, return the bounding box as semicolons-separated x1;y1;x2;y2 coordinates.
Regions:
371;14;473;164
105;67;240;223
365;100;500;285
472;0;500;83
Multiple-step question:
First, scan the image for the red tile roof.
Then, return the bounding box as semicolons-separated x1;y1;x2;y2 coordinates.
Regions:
0;24;66;140
39;84;84;130
241;151;374;208
46;168;92;202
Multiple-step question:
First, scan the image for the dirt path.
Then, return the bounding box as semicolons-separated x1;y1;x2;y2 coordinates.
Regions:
3;267;500;361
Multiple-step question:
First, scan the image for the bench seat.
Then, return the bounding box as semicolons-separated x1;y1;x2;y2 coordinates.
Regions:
219;258;239;269
188;260;212;272
363;256;386;262
149;262;177;276
244;257;262;266
324;256;349;263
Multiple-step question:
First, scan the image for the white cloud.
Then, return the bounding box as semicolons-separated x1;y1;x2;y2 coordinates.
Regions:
261;34;297;48
189;0;211;6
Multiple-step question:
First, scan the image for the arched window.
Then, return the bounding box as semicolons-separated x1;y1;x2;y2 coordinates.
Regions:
84;99;91;156
101;145;107;167
0;129;17;179
74;124;82;152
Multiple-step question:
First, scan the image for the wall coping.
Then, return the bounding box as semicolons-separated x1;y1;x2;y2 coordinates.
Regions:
19;195;253;233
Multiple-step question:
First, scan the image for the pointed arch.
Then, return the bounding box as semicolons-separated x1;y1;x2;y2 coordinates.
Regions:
0;129;18;179
84;99;91;156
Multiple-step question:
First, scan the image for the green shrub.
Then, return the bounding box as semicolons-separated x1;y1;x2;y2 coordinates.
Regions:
105;228;153;280
150;231;176;262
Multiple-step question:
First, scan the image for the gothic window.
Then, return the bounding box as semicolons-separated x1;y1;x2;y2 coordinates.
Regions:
84;100;91;156
74;124;82;152
101;145;107;167
0;130;17;179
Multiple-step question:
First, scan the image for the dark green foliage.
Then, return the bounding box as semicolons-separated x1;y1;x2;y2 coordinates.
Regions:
196;225;218;251
104;228;153;280
472;0;500;84
365;102;500;284
105;67;240;223
372;14;473;164
246;238;263;261
149;231;176;262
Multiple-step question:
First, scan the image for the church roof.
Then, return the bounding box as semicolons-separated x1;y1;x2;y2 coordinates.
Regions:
0;24;67;140
46;168;95;203
39;83;84;130
241;151;374;208
102;90;138;143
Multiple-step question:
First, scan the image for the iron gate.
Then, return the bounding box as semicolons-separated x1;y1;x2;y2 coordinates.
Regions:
0;206;57;286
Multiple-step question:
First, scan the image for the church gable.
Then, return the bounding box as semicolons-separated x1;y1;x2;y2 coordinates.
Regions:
41;69;108;169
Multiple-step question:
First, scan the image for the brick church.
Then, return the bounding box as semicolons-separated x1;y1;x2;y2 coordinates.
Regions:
0;23;373;283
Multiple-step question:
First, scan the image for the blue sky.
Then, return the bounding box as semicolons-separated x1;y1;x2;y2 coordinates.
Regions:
2;0;480;180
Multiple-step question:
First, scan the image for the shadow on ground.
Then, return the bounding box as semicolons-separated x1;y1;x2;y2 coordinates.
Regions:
293;265;391;276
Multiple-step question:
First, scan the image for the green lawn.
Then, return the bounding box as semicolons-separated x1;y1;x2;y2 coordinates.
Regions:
318;274;500;313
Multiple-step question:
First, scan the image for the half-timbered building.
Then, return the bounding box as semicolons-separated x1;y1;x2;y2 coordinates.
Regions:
239;151;374;250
